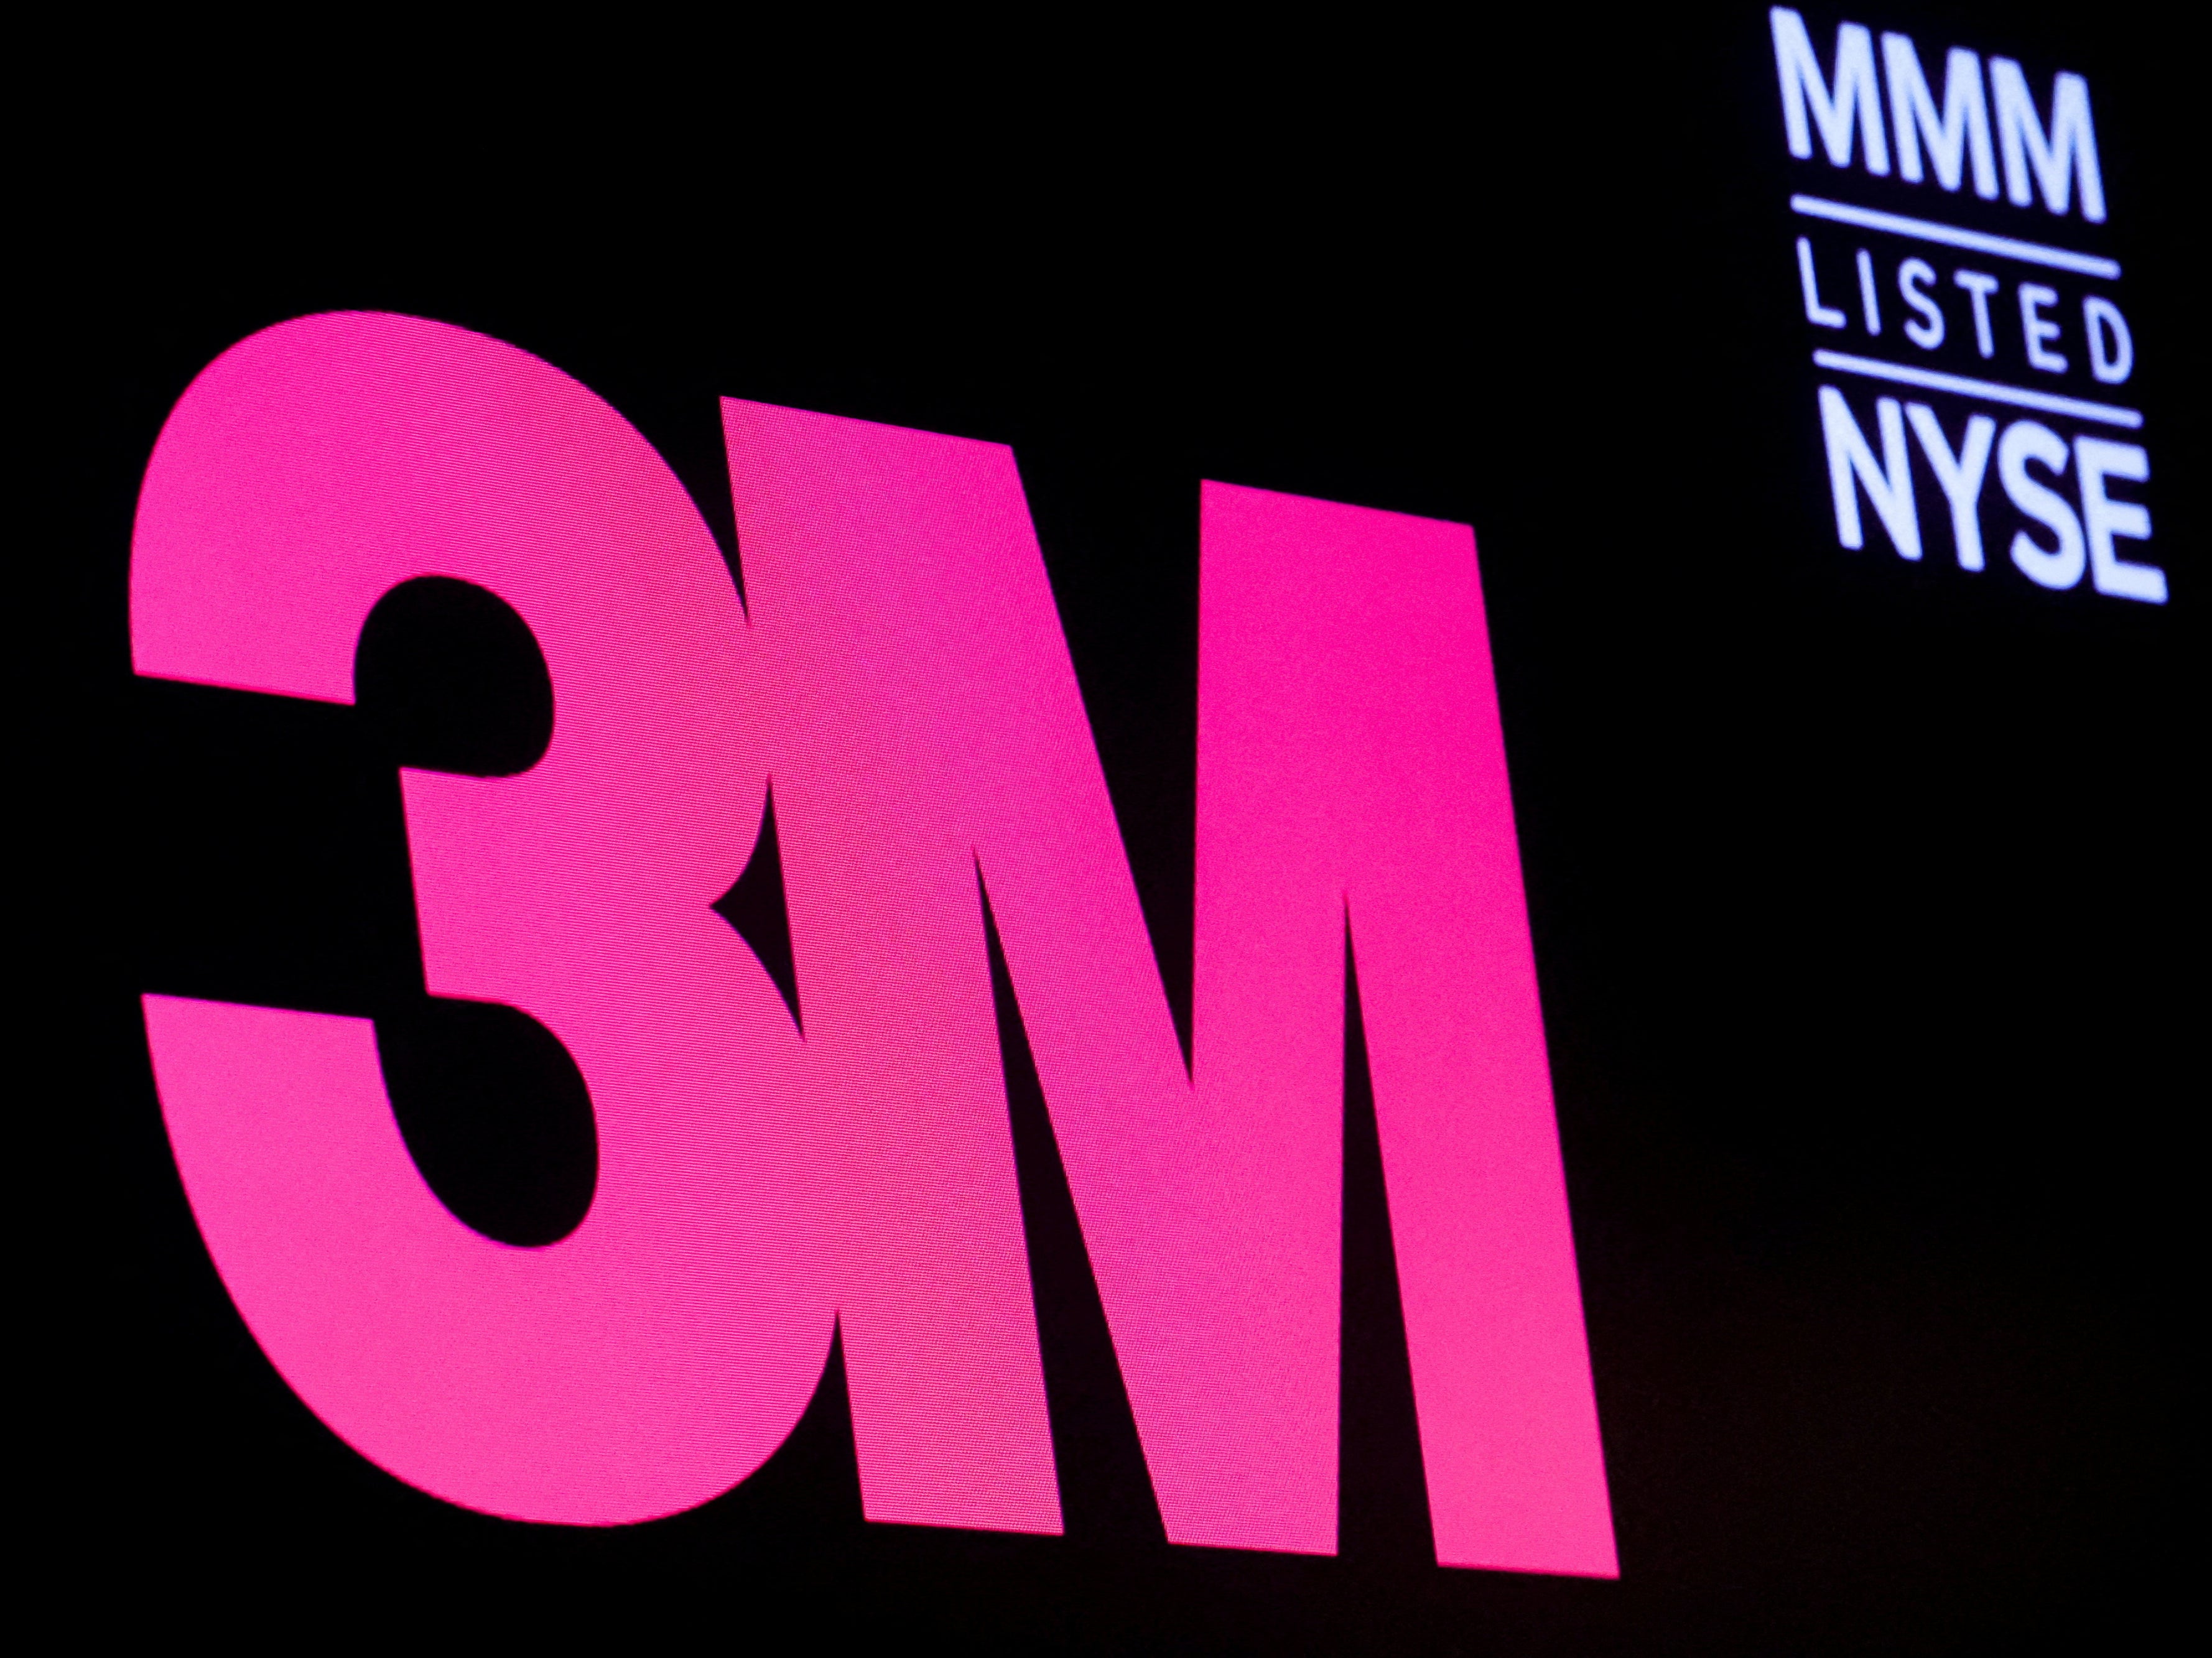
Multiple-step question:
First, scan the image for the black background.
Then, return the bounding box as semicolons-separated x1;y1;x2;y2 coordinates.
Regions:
42;4;2187;1651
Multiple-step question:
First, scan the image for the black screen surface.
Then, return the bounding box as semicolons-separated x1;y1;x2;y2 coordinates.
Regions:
50;5;2186;1649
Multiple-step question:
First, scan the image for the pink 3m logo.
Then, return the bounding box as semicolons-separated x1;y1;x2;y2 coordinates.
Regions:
132;312;1615;1576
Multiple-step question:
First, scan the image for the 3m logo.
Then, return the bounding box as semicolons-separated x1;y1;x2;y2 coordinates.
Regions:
132;313;1615;1576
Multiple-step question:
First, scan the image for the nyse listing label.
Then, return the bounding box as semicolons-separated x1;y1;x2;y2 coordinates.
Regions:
1770;7;2164;603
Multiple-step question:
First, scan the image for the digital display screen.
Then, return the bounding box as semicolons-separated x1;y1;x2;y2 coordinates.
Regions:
61;4;2182;1648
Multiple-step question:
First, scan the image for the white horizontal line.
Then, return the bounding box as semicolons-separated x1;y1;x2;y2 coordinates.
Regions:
1811;351;2143;428
1790;195;2121;279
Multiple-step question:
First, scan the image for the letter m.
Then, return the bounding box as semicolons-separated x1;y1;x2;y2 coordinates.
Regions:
1771;7;1890;174
1991;58;2106;221
727;403;1617;1576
